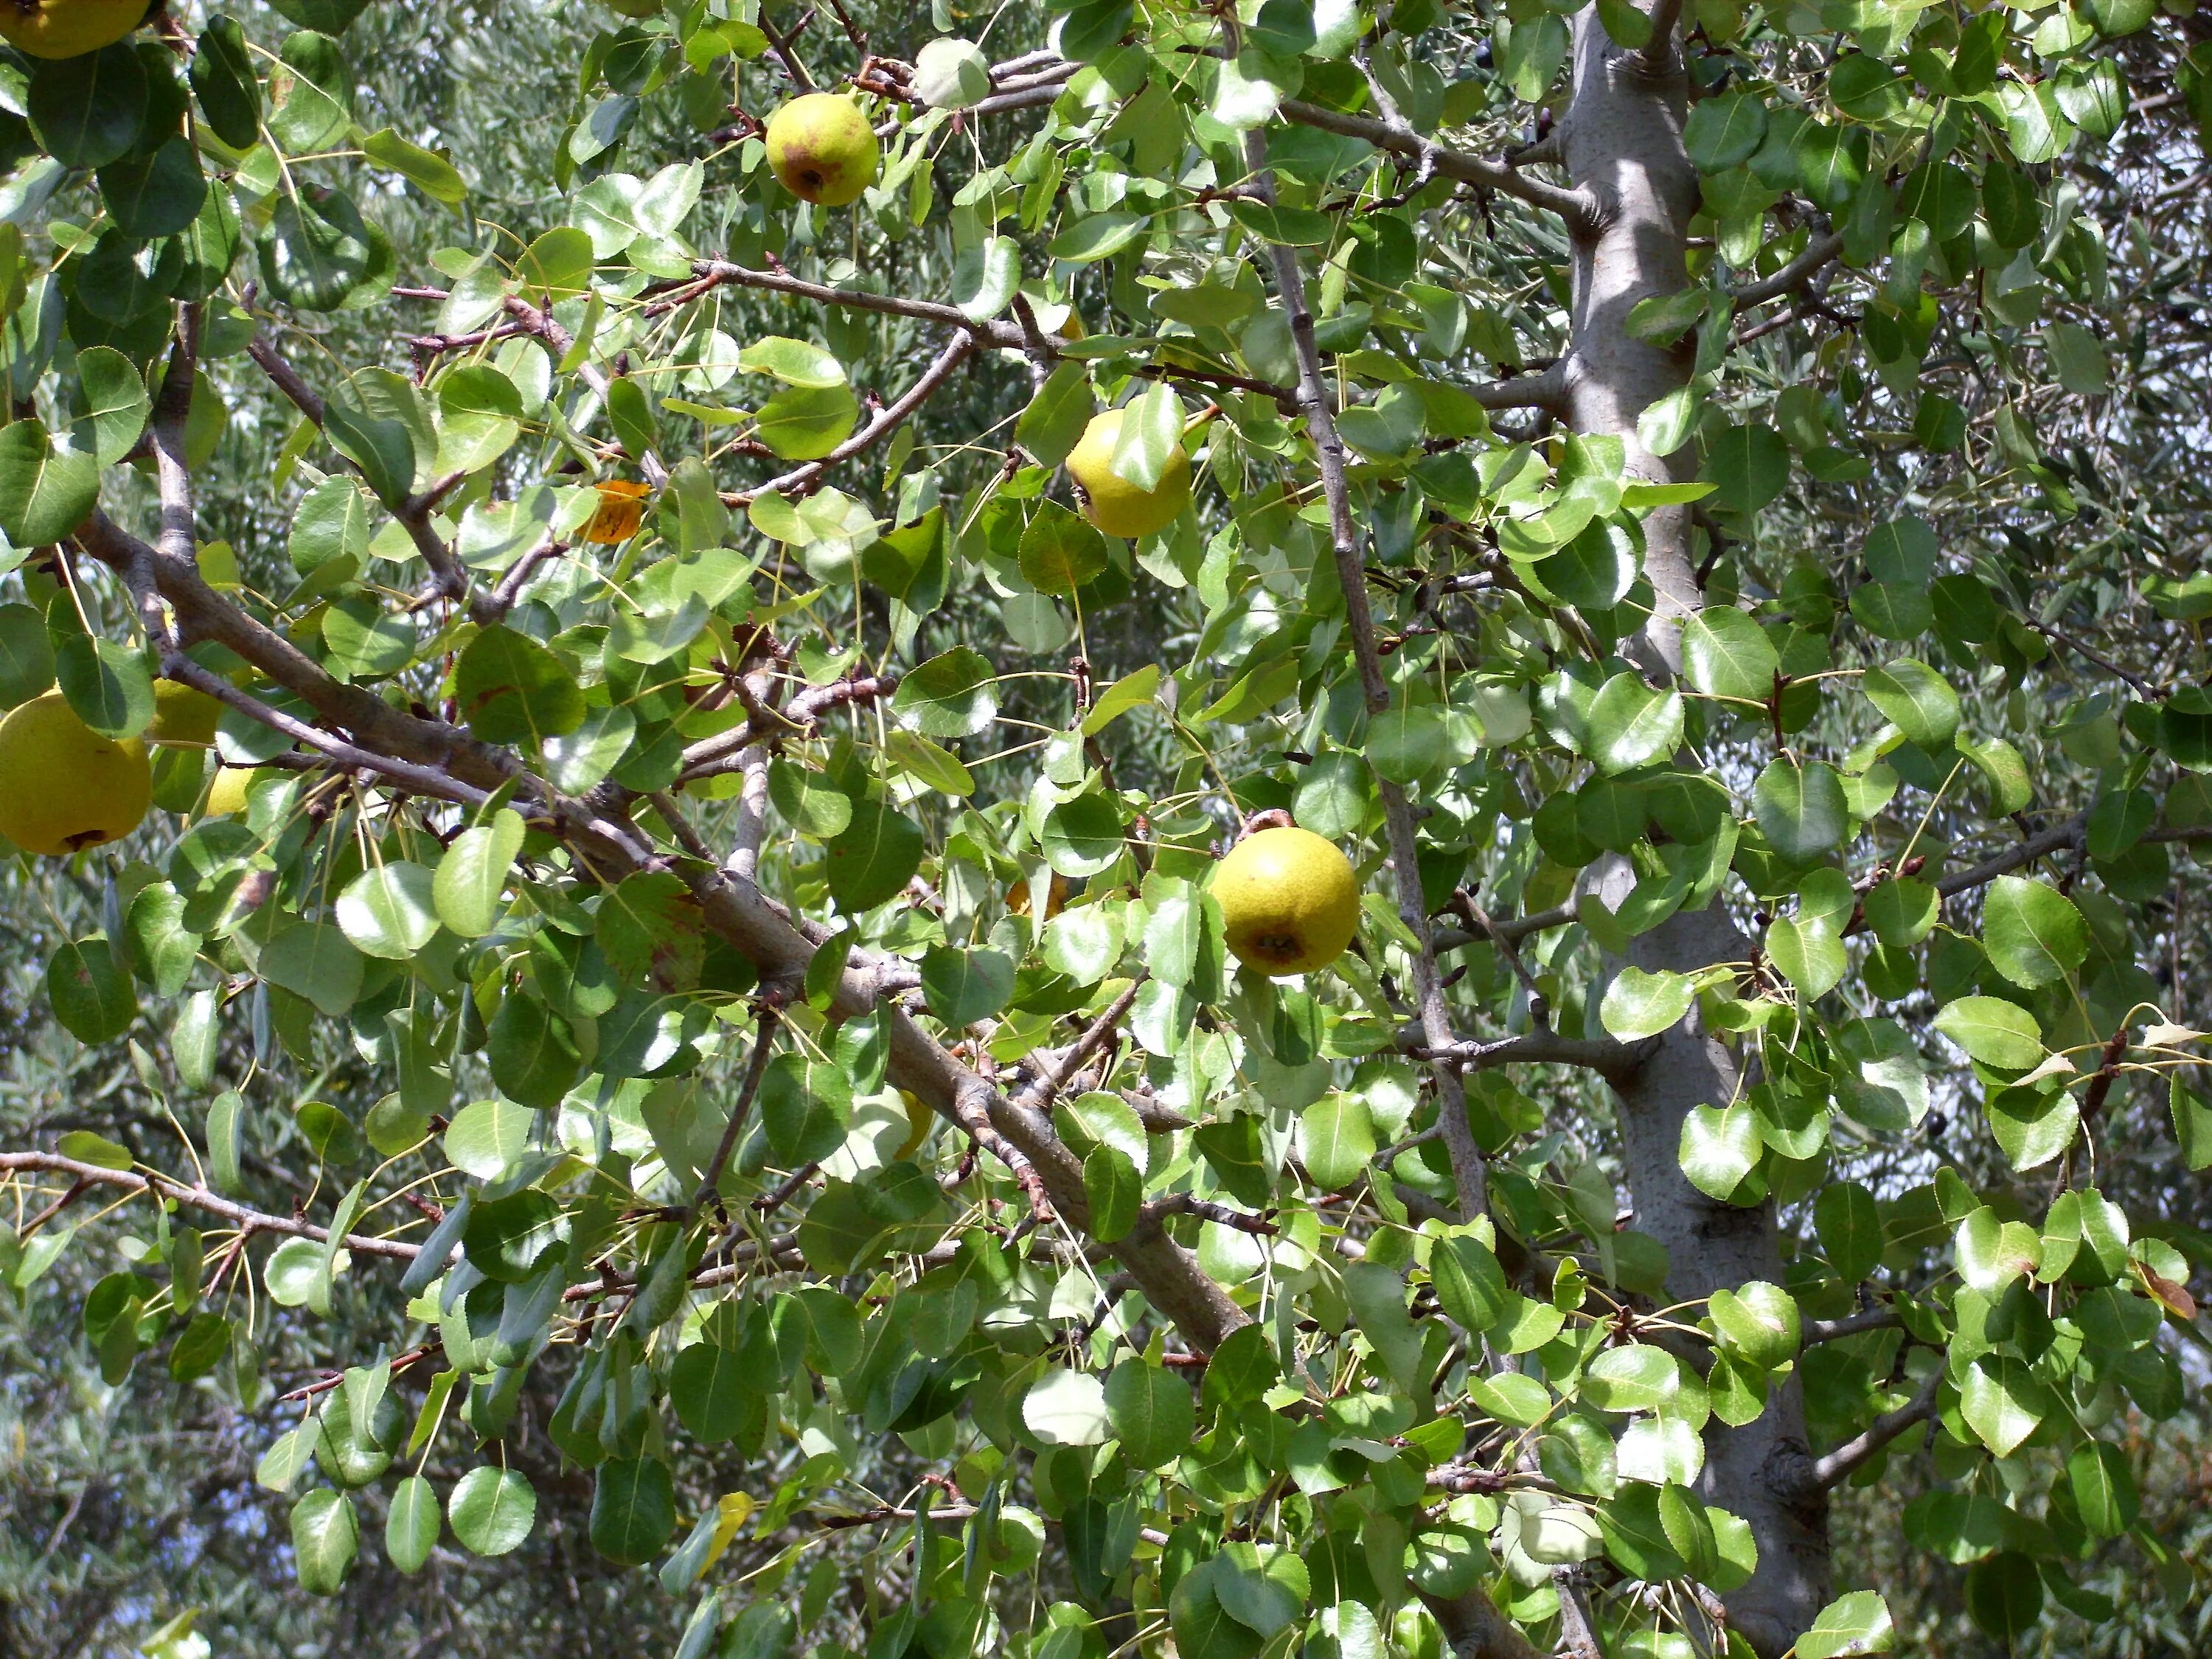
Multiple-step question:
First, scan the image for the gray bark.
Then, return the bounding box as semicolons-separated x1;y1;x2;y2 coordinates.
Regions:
1557;15;1832;1653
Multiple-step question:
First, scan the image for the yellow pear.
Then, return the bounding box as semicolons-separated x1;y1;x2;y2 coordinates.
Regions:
203;765;262;818
765;93;880;207
0;0;150;58
0;692;153;856
1066;409;1192;540
893;1091;933;1161
1211;826;1360;977
148;681;223;748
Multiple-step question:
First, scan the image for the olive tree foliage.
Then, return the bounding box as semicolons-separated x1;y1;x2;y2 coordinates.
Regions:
1;0;2211;1655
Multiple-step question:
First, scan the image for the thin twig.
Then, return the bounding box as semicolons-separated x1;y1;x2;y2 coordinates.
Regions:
690;1011;782;1220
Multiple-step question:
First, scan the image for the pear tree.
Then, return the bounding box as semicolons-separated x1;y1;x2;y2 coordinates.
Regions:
1;1;2210;1656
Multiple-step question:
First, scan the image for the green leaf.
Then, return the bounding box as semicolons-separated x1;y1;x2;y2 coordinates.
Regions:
734;335;845;388
1169;1562;1266;1659
1958;737;2032;815
1767;911;1845;999
824;801;925;911
1753;757;1848;863
1048;212;1149;262
435;364;524;474
1430;1232;1510;1335
260;187;387;313
1681;607;1777;702
1980;875;2087;989
1104;1358;1194;1469
591;1458;676;1566
443;1099;536;1180
259;922;364;1018
448;1466;537;1557
1228;201;1335;245
72;347;150;468
335;863;440;959
1368;701;1445;785
1705;422;1790;512
191;16;262;148
1583;1344;1682;1413
518;226;593;301
56;1130;132;1171
0;420;99;549
1213;1545;1304;1637
1018;501;1110;594
1798;1590;1894;1659
362;128;467;204
950;235;1020;321
1023;1368;1111;1445
205;1089;245;1194
1297;1093;1374;1190
1861;659;1960;748
755;383;860;461
1678;1103;1760;1200
55;630;153;741
1685;91;1767;172
0;604;56;708
2066;1441;2138;1539
456;627;587;745
1110;382;1183;495
1585;676;1683;775
2171;1078;2212;1172
1863;877;1937;948
670;1340;758;1444
290;1489;360;1596
1040;793;1127;878
760;1054;852;1165
98;136;208;240
1960;1354;2048;1457
1708;1281;1799;1369
27;44;147;168
893;647;998;738
1599;966;1693;1040
1015;362;1095;470
385;1475;440;1574
919;945;1015;1026
1933;995;2044;1070
1083;1144;1141;1242
1815;1181;1882;1281
434;810;525;938
46;939;136;1045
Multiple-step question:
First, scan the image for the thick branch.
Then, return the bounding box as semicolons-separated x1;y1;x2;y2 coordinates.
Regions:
1731;232;1843;307
1403;1031;1652;1082
1279;100;1597;228
1796;1370;1941;1493
1243;127;1491;1222
0;1151;421;1262
1468;362;1571;414
1802;1306;1902;1346
673;260;1032;352
728;333;977;505
1014;978;1144;1115
246;330;485;619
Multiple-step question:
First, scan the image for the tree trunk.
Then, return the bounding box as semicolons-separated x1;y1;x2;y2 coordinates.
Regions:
1559;16;1832;1653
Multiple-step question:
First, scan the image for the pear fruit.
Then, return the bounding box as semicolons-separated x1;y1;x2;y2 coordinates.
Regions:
1066;409;1192;539
203;765;261;818
148;681;223;748
0;0;150;58
765;93;880;207
0;692;153;855
1211;826;1360;977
